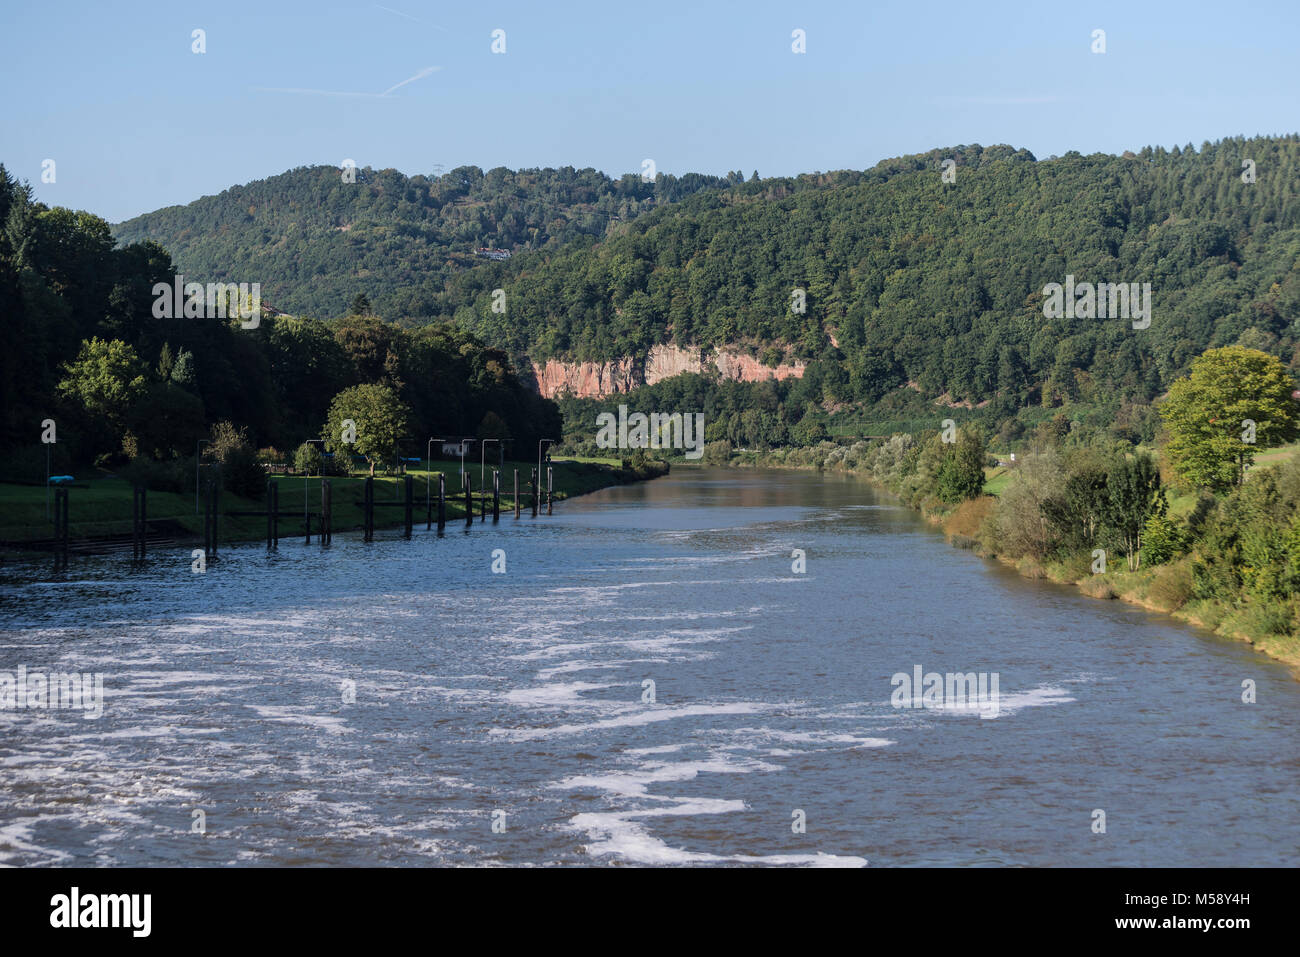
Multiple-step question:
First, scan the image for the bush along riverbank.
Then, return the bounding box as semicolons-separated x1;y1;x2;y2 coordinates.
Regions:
715;426;1300;672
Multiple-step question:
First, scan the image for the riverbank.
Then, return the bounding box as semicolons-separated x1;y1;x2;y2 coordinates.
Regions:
931;501;1300;674
711;448;1300;674
0;456;669;561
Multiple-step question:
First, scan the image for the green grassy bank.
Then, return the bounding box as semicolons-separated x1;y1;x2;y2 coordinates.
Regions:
0;456;668;558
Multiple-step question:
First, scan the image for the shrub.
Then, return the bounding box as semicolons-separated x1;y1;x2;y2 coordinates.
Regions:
3;445;73;484
1141;512;1187;567
945;496;995;541
1079;577;1118;599
118;456;191;494
295;443;324;474
702;440;731;466
208;421;264;499
1222;600;1296;641
1016;556;1047;579
1148;559;1195;611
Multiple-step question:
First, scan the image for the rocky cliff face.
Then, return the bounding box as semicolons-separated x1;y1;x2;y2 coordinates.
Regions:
531;344;806;399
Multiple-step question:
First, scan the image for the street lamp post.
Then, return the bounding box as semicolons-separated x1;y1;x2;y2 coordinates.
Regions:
538;439;556;511
426;437;448;529
196;439;211;514
459;438;475;489
480;439;499;491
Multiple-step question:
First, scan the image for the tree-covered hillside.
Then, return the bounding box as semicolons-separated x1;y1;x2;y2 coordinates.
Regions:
456;137;1300;418
113;164;732;320
0;166;559;477
102;138;1300;454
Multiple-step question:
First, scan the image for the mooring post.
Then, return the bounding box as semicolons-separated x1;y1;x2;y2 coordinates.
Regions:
63;487;70;567
531;468;538;517
547;466;553;515
266;480;275;550
513;469;520;518
132;485;146;560
465;474;473;528
404;474;413;538
437;472;446;534
204;481;219;562
321;479;331;546
363;476;374;542
212;482;220;561
53;486;69;570
493;470;500;522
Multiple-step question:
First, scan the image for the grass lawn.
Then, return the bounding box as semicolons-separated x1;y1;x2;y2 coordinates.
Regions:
982;465;1012;497
0;457;635;549
1251;441;1300;468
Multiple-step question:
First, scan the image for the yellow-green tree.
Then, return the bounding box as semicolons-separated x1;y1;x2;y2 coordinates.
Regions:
56;337;147;435
323;384;411;477
1160;346;1299;492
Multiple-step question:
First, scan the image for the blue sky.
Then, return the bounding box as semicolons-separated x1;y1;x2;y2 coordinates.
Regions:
3;0;1298;222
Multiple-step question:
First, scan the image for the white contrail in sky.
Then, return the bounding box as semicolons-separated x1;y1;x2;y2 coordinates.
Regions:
382;66;441;96
255;66;440;98
372;4;448;30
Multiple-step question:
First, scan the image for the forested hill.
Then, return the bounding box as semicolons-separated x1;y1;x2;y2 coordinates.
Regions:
455;136;1300;414
112;138;1300;421
113;164;732;319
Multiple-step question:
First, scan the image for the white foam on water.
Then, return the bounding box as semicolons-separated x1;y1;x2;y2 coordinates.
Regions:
246;704;352;735
929;684;1076;719
706;727;895;751
533;660;632;681
503;681;617;708
625;744;687;756
64;726;224;741
490;702;769;741
508;626;750;664
557;755;866;867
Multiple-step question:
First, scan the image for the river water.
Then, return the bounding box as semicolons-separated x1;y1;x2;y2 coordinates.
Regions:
1;468;1297;866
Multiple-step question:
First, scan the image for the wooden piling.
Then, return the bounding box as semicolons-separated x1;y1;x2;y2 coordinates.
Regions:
531;468;538;517
437;472;446;534
465;474;473;528
547;466;553;516
363;476;374;542
266;480;276;550
132;485;147;560
492;470;500;522
205;481;219;562
321;479;331;546
53;486;69;570
404;475;413;538
513;469;520;518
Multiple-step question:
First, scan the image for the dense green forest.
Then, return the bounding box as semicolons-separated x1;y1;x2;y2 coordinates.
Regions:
463;137;1300;411
114;164;733;320
109;138;1300;455
0;165;559;486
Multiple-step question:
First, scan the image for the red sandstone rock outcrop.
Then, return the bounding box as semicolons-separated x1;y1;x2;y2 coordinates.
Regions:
531;344;806;399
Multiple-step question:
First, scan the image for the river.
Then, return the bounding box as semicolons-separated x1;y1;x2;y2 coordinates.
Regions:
1;467;1297;866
